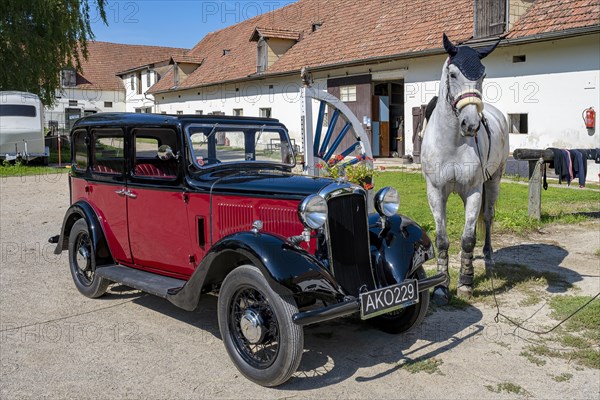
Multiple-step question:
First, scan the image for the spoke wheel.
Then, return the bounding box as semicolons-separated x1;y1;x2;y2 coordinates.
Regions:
229;287;280;369
218;265;303;387
68;219;110;298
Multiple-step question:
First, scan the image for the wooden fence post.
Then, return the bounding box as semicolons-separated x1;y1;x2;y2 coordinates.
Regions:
528;157;544;220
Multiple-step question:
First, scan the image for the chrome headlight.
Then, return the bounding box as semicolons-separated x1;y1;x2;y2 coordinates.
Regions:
298;194;328;229
374;187;399;217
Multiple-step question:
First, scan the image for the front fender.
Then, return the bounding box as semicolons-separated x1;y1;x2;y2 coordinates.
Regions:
53;201;114;266
369;213;434;288
168;231;345;311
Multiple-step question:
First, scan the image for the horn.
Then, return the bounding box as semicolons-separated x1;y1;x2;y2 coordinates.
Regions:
443;33;458;57
477;40;500;59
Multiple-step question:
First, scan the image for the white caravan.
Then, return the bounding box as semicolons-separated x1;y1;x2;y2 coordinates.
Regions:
0;91;49;163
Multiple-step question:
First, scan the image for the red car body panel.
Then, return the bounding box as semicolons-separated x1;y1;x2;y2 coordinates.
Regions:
71;178;132;264
127;187;194;277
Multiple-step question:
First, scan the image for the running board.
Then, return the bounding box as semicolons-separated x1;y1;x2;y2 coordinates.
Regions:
96;265;186;298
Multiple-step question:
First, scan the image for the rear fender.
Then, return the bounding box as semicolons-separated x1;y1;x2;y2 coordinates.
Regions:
369;213;434;288
168;231;345;311
54;201;114;266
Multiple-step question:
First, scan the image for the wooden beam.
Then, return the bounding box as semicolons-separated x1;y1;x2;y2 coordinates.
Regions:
513;148;553;161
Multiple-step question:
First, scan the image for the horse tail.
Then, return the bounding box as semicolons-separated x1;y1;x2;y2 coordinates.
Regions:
477;184;486;242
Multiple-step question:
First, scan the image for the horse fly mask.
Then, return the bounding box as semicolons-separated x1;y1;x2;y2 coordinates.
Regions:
443;34;499;180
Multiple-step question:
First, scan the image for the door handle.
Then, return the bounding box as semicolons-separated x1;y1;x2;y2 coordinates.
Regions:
115;189;136;198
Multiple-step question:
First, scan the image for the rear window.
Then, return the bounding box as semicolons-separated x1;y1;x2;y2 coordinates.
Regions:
92;129;125;174
0;104;37;117
73;130;88;171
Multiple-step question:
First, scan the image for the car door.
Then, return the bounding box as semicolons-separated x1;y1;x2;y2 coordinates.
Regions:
87;128;132;264
126;127;195;278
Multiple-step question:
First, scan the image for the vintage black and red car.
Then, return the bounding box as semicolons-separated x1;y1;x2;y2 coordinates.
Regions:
53;113;447;386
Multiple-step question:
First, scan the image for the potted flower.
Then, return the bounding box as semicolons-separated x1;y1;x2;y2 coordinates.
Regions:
315;154;375;190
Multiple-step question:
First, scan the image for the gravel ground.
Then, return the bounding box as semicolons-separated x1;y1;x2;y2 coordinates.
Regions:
1;172;599;399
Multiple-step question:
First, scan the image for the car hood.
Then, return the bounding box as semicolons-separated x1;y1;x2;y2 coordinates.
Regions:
189;171;334;199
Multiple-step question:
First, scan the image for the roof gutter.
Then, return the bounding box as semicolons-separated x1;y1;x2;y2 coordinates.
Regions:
150;26;599;95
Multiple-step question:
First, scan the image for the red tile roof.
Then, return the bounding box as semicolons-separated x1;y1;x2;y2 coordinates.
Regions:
508;0;600;38
75;41;188;91
170;55;205;64
250;27;301;41
148;0;600;94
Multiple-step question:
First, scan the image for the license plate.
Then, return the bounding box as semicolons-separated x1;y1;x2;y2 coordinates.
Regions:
360;280;419;319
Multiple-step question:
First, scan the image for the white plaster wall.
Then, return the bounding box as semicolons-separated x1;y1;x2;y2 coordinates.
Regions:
154;76;323;144
153;34;599;179
123;70;157;112
45;88;126;128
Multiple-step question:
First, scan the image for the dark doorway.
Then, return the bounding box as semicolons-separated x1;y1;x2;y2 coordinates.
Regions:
373;81;404;157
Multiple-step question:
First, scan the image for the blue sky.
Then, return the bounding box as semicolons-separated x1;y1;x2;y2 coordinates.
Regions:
91;1;298;49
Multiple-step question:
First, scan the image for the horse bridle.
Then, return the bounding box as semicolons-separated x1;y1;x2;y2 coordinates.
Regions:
445;63;492;180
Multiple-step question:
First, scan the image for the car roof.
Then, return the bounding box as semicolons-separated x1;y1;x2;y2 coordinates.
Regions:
72;112;284;130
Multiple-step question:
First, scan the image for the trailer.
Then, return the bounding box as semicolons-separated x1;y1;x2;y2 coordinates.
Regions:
0;91;49;164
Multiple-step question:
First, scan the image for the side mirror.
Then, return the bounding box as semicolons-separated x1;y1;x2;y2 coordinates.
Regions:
157;145;175;161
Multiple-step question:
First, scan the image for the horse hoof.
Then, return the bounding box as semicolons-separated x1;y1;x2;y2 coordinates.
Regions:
432;285;451;306
456;285;473;299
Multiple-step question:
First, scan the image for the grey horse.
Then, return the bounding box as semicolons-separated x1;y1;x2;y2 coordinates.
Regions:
421;34;509;303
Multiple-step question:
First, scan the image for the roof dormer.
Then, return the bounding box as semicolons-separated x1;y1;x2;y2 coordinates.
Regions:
250;27;300;73
169;55;204;86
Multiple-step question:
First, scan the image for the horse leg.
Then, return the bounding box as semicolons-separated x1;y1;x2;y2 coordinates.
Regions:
483;167;503;274
457;188;483;298
426;183;451;305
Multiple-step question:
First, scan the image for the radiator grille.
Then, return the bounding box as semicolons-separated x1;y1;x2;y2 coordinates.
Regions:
327;194;374;296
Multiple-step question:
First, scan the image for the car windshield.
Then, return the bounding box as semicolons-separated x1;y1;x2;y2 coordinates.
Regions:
186;123;295;168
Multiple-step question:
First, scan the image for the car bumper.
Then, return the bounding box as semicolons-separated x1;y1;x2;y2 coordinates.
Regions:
292;271;448;326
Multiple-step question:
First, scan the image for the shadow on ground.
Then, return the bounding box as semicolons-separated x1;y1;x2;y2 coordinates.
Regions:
104;287;484;389
493;243;586;292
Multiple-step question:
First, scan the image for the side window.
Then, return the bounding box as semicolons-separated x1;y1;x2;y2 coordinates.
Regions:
92;129;125;175
133;128;178;179
72;129;88;171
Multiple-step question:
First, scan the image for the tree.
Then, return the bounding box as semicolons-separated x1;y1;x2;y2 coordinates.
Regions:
0;0;107;105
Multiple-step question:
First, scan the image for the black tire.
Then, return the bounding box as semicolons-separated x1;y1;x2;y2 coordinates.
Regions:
369;266;430;334
68;219;110;298
217;265;304;387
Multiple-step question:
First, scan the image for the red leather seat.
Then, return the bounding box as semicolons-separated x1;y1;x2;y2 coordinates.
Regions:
93;162;121;174
135;162;176;178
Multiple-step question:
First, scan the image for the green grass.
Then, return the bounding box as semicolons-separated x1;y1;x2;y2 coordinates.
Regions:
551;373;573;382
376;171;600;247
522;295;600;370
485;382;530;396
0;162;68;177
427;261;572;309
400;357;444;375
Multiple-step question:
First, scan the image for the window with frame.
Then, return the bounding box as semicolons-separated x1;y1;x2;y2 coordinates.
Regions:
61;69;76;87
92;129;125;174
340;85;357;102
73;130;88;171
259;108;272;118
233;108;243;117
130;75;135;92
104;101;113;108
136;72;142;94
508;113;528;134
146;71;153;87
133;128;178;179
